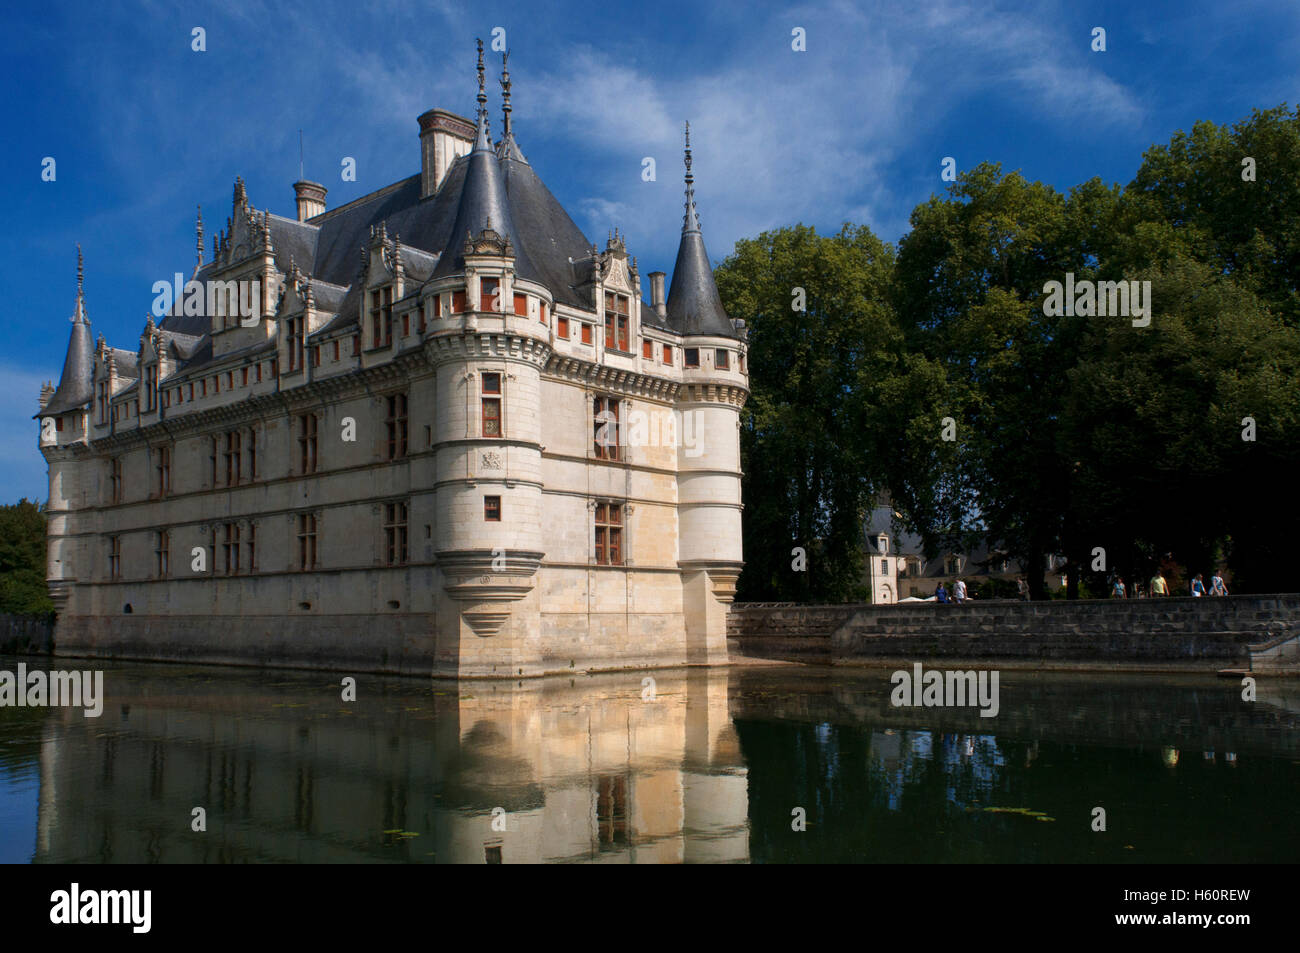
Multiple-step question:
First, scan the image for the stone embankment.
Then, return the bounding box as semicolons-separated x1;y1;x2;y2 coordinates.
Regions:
727;595;1300;673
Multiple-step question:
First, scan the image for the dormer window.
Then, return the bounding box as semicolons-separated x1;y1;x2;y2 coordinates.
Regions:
480;278;501;313
369;287;393;347
144;364;158;411
286;316;304;371
97;382;109;424
603;293;630;352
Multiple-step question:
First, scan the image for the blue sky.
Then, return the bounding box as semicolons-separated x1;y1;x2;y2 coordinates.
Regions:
3;0;1298;503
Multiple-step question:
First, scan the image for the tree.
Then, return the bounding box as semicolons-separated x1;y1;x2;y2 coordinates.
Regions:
0;499;53;615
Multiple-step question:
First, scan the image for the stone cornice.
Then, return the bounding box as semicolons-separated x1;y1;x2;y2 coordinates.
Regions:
676;381;749;408
544;355;680;401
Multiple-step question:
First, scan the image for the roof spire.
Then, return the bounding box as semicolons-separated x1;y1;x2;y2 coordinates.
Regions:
500;49;512;138
473;38;491;151
682;121;700;234
195;205;204;270
76;243;84;301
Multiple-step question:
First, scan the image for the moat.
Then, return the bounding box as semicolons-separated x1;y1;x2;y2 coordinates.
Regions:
2;655;1297;863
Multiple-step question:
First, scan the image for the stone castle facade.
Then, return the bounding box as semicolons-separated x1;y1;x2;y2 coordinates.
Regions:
36;46;748;678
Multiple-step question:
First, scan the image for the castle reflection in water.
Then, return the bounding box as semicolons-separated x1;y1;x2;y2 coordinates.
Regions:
13;662;1300;863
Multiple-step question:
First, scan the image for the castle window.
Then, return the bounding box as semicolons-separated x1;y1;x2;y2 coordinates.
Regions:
557;317;569;339
685;348;700;368
97;382;109;424
350;336;359;357
594;503;623;566
312;345;321;367
222;522;241;575
484;496;501;521
433;295;442;318
417;304;426;333
333;339;341;362
663;344;673;365
386;392;408;460
226;371;234;390
580;323;593;345
642;339;652;359
297;513;318;570
55;416;64;431
155;445;171;498
603;293;630;352
739;353;746;373
110;457;123;504
256;361;263;382
108;535;121;581
539;301;548;325
155;530;169;578
593;397;620;461
452;290;467;314
881;559;890;575
716;349;730;370
212;375;219;394
223;430;242;487
370;286;393;347
402;312;410;337
271;358;278;376
188;382;194;401
246;427;258;480
384;501;409;566
945;555;961;575
298;413;318;474
200;379;207;397
481;373;502;438
246;522;257;573
513;292;528;316
242;367;249;386
288;315;304;371
480;278;500;313
209;436;218;486
145;364;158;411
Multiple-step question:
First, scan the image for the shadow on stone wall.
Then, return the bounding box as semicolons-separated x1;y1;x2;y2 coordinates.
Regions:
0;614;54;655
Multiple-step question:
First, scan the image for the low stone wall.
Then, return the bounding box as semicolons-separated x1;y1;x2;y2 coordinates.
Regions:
0;614;55;655
728;595;1300;673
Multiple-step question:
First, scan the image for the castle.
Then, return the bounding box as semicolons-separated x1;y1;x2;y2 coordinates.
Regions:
35;44;748;678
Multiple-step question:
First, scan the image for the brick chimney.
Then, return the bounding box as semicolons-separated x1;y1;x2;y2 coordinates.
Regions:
418;108;476;198
293;180;327;221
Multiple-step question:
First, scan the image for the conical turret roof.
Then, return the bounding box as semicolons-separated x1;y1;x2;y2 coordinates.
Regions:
39;246;95;417
665;123;737;338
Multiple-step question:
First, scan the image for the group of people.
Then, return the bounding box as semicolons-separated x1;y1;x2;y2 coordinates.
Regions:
1110;571;1229;598
933;579;969;604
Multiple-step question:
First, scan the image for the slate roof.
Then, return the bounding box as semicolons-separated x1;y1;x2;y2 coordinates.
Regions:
40;296;93;416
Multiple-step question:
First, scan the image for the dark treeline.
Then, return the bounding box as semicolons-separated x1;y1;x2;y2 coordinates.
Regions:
718;105;1300;602
0;499;52;615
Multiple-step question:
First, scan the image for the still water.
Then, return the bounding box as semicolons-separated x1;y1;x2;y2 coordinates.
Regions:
1;656;1297;863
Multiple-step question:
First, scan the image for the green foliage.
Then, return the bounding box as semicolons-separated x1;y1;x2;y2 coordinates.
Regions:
0;499;53;615
720;104;1300;600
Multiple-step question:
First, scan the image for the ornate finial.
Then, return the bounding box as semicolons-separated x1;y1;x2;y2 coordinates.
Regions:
262;209;274;252
476;39;487;115
682;121;699;233
76;244;84;296
500;49;512;137
234;176;246;208
196;206;204;267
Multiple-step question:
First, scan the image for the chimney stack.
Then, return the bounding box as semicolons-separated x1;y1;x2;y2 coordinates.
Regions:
293;180;327;221
649;271;667;317
418;108;476;199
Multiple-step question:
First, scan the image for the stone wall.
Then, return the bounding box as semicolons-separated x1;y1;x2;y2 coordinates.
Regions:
728;595;1300;672
0;614;54;655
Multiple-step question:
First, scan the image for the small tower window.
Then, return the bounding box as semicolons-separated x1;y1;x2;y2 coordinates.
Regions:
557;317;570;339
513;292;528;316
484;496;501;521
715;349;730;370
480;278;501;313
685;348;700;368
580;323;593;345
642;339;652;359
452;290;467;314
662;344;673;365
481;373;502;438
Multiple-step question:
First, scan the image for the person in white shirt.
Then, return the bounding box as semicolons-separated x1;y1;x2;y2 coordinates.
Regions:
954;579;967;604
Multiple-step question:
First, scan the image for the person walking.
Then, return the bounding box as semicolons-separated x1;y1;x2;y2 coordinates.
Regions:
954;579;968;604
1112;577;1126;599
1016;577;1029;601
1150;571;1169;597
1191;573;1206;598
1210;571;1229;596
